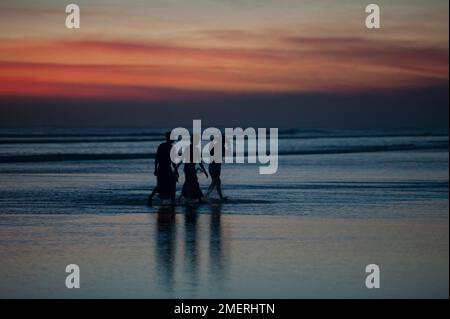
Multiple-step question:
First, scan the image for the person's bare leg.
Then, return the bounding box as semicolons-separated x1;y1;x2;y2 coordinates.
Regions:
147;188;158;206
216;179;227;200
205;181;216;198
147;195;152;206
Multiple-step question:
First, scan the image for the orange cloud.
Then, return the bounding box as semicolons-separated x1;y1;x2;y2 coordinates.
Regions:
0;36;448;100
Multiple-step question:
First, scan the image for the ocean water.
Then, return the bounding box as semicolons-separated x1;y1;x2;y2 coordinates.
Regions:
0;128;448;298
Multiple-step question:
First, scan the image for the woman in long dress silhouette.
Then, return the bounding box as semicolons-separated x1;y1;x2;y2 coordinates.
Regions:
179;142;208;203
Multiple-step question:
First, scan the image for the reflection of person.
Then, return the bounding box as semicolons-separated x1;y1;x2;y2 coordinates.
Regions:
155;205;176;292
182;205;199;286
178;142;208;203
148;132;179;206
206;135;228;200
209;204;224;283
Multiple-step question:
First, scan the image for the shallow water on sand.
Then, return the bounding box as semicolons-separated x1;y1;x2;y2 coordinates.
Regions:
0;128;448;297
0;213;448;298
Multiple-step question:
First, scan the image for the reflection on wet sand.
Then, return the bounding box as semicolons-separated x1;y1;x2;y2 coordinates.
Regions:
209;204;224;286
184;205;199;289
155;206;176;293
154;204;227;295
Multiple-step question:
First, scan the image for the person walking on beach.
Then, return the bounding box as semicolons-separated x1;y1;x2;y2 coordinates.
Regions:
178;139;209;203
205;134;228;201
148;132;178;206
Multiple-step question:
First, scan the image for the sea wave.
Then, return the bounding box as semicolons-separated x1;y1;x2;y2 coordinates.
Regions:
0;141;447;163
0;128;447;144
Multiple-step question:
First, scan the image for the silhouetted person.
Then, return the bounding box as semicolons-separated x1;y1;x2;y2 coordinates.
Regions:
148;132;178;206
178;140;208;203
205;135;228;200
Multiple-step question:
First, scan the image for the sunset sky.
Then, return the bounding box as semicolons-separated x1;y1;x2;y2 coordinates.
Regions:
0;0;448;127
